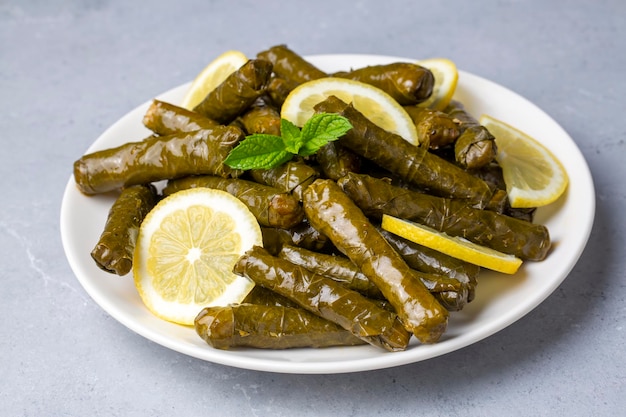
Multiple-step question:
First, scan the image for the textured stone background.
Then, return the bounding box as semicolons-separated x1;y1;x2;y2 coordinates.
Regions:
1;0;624;415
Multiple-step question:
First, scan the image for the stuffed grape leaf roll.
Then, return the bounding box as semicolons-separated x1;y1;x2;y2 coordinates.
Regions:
195;304;366;350
73;126;242;195
277;245;385;299
315;142;361;181
193;59;273;124
233;246;410;351
142;99;219;136
302;179;448;344
266;76;299;107
313;95;494;208
445;100;497;169
260;222;334;255
257;44;327;85
240;99;282;136
163;175;304;229
339;172;550;261
379;228;479;303
402;105;460;149
334;63;434;105
249;159;319;202
278;245;465;304
90;184;157;275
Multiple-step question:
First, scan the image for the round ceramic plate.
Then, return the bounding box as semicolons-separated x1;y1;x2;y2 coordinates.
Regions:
60;54;595;374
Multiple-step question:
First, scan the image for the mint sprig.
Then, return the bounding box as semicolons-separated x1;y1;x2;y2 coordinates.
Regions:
223;113;352;170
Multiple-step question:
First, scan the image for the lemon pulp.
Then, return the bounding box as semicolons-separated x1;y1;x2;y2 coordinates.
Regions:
480;114;568;208
281;77;419;145
133;188;262;325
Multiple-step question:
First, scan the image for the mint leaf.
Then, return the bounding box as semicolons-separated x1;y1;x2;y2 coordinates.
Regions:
223;134;293;170
298;113;352;156
223;113;353;170
280;118;303;154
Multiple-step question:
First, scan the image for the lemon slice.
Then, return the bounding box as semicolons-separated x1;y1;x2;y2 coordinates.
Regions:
381;214;522;274
480;114;569;208
133;188;262;325
281;77;419;145
416;58;459;111
180;50;249;110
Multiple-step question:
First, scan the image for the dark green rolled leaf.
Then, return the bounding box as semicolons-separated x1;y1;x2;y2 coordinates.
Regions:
338;172;550;261
402;105;460;149
242;285;300;308
257;44;327;85
278;244;466;310
193;59;273;124
250;159;319;201
444;100;497;169
163;175;304;229
90;184;158;275
195;304;365;350
302;179;448;344
379;228;478;306
233;246;410;351
315;141;361;181
455;126;497;169
266;76;299;107
334;62;434;105
277;245;384;299
260;222;334;255
241;100;281;136
73;126;243;195
313;96;494;208
444;100;479;128
143;99;219;136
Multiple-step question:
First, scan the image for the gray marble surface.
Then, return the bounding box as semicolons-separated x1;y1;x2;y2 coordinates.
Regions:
1;0;624;415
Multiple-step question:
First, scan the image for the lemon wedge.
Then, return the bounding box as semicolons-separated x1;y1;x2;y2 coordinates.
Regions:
381;214;522;274
416;58;459;111
281;77;419;145
133;188;262;325
180;50;249;110
480;114;569;208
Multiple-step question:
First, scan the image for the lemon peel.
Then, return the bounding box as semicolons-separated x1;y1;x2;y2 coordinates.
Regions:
381;214;522;274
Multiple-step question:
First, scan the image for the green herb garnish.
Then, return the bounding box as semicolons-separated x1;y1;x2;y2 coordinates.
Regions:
224;113;353;170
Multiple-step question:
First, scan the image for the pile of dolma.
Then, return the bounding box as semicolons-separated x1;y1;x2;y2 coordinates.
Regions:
74;45;551;352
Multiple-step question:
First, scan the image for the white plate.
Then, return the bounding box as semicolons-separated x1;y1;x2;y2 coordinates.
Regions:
60;54;595;374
